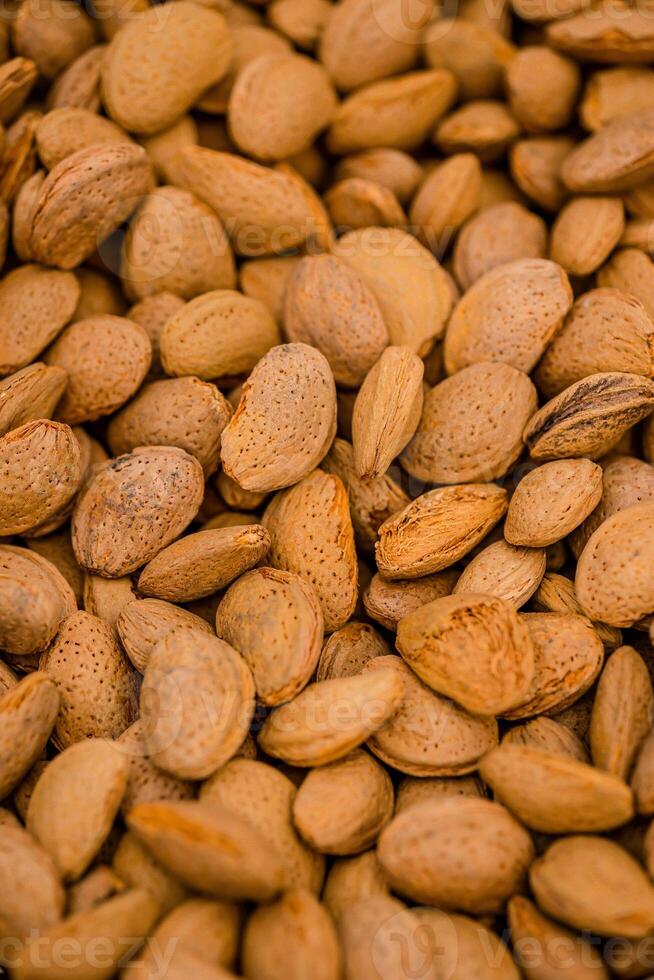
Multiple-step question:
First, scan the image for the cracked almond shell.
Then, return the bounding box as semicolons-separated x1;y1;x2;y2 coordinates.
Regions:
375;484;508;580
216;566;323;707
72;446;204;577
221;343;336;492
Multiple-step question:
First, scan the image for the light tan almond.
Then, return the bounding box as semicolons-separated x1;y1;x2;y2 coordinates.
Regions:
365;655;498;777
549;196;625;275
352;346;423;479
201;757;324;894
141;626;254;780
107;376;232;477
576;501;654;626
0;672;59;799
508;895;610;980
220;343;336;492
83;574;137;634
409;153;481;250
0;825;64;946
292;749;393;855
590;645;654;780
509;135;574;212
378;797;534;912
535;288;654;398
505;459;604;547
117;598;212;674
121;185;236;301
394;775;485;813
444;258;572;375
434;99;520;162
322;852;390;922
127;799;284;901
338;895;437;980
263;469;358;632
505;46;580;133
632;732;654;815
239;255;301;323
242;889;341;980
102;2;232;134
480;744;633;833
317;621;390;681
72;446;204;577
424;18;515;101
581;66;654;132
0;264;79;376
402;361;536;483
375;484;508;580
40;610;138;747
561;109;654;193
324;176;407;231
46;43;105;113
12;0;95;81
0;57;37;124
112;832;188;915
503;612;604;720
0;419;82;536
45;315;151;424
397;592;534;716
0;544;76;656
533;572;622;652
258;667;403;767
334;148;423;205
453;540;546;608
284;254;388;388
173;146;332;257
127;290;185;378
333;226;453;355
137;525;270;602
27;738;128;882
548;8;654;65
363;571;459;631
117;719;194;817
597;247;654;321
129;897;241;975
36;107;129;171
217;567;323;706
530;836;654;938
28;142;154;270
502;716;589;762
453;201;547;290
67;865;125;916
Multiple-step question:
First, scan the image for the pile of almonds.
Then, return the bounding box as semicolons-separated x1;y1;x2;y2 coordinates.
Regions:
3;0;654;976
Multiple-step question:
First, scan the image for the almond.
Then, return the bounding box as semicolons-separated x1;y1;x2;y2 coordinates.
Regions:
27;738;128;881
216;566;323;706
220;344;336;492
324;176;407;231
334;148;423;205
112;832;187;914
322;852;389;922
453;540;546;608
0;825;64;947
409;153;481;250
434;99;520;162
581;66;654;132
549;196;625;275
378;797;534;912
402;361;537;484
508;895;611;979
121;185;236;301
263;469;358;632
509;135;574;211
0;264;79;376
597;247;654;321
503;715;589;761
13;0;95;81
117;597;213;674
0;672;59;799
258;667;403;766
0;419;82;536
127;799;284;901
27;142;154;269
424;19;515;101
365;655;498;776
129;897;241;975
0;362;67;436
444;258;573;375
376;484;508;580
548;8;654;65
363;571;459;631
503;612;604;720
160;289;280;381
44;314;151;424
40;610;138;747
338;896;436;980
284;254;388;388
102;2;232;135
107;376;232;477
561;109;654;193
480;744;633;833
137;525;270;602
505;459;604;546
333;226;453;355
506;46;580;133
317;621;390;681
117;719;194;817
240;254;301;322
0;56;37;124
453;201;547;290
397;592;535;716
46;44;105;113
0;544;76;656
72;446;204;577
292;749;393;855
590;645;654;779
352;346;424;478
36;106;130;170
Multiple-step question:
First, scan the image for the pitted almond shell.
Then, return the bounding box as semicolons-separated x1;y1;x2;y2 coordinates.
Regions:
40;610;138;747
0;419;82;536
117;719;195;817
505;458;604;547
258;667;403;767
140;625;255;780
365;655;498;777
72;446;204;577
35;106;130;170
0;362;68;436
216;566;323;707
117;597;213;674
453;540;546;609
317;621;390;681
397;592;535;717
0;671;59;799
221;343;336;492
590;644;654;780
453;201;547;290
0;544;76;656
363;570;459;631
502;716;589;762
137;525;271;602
375;484;508;580
560;107;654;193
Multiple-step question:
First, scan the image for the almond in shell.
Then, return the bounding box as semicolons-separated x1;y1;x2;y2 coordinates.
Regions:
590;644;654;779
0;544;76;656
505;459;604;547
508;895;610;980
0;672;59;799
317;621;390;681
0;264;79;376
453;201;547;290
0;362;68;436
363;571;459;631
453;540;546;608
117;597;212;674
